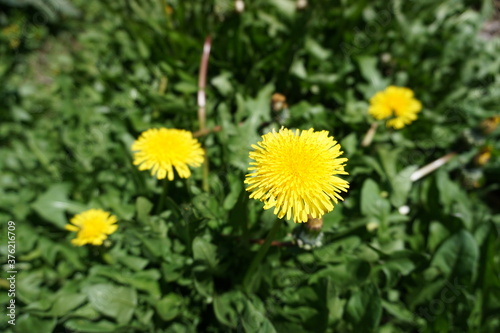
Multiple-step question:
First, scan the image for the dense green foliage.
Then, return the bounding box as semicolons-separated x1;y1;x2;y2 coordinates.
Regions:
1;0;500;332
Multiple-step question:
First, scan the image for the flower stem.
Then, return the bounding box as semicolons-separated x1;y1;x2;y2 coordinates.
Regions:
198;36;212;193
156;179;169;214
243;219;282;292
361;122;379;147
410;152;457;182
193;125;222;138
202;148;210;193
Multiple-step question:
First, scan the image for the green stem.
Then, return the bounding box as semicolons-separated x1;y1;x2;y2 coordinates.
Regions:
156;179;169;214
202;147;209;192
243;219;282;292
197;37;211;193
241;195;250;244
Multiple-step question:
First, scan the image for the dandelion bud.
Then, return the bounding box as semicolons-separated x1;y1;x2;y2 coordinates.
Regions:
271;93;288;112
306;215;323;231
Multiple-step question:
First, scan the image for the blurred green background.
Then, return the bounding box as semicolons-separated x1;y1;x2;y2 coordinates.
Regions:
1;0;500;332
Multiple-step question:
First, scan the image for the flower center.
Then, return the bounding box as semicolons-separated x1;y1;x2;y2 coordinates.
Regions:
78;219;106;239
145;132;191;163
388;96;410;116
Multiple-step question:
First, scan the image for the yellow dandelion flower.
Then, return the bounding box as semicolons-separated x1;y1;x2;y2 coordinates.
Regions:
480;115;500;134
245;128;349;223
368;86;422;129
65;209;118;246
132;128;204;180
474;146;492;166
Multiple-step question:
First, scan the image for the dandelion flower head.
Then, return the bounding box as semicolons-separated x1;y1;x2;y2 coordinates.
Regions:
132;128;204;180
65;209;118;246
245;128;349;223
368;86;422;129
474;146;492;166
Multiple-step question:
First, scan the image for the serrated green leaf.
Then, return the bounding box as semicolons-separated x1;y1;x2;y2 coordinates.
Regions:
346;284;382;330
430;230;479;281
85;284;137;325
192;237;218;269
31;183;85;228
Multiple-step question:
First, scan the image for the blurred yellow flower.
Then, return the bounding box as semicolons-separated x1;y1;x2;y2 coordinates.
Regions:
65;209;118;246
1;24;21;49
245;128;349;223
480;115;500;134
1;24;19;35
369;86;422;129
474;146;492;166
132;128;204;180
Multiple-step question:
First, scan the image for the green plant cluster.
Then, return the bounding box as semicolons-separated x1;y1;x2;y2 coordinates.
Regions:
1;0;500;332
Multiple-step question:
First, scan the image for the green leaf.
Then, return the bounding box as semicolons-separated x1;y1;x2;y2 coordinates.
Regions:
31;183;85;228
214;291;245;328
193;269;214;298
223;173;243;210
389;166;417;207
156;293;183;321
48;292;87;316
173;81;197;94
381;300;416;323
436;169;461;214
90;266;161;298
118;254;149;271
310;261;369;288
305;37;331;60
242;299;277;333
192;193;224;220
408;278;448;307
360;178;390;218
16;270;44;304
430;230;479;281
136;196;153;224
348;260;372;283
356;56;388;96
268;0;296;17
428;221;451;252
192;237;218;269
346;284;382;331
85;284;137;325
69;303;100;320
340;132;358;157
64;319;117;333
384;257;416;276
211;72;233;96
15;315;56;333
377;147;399;181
